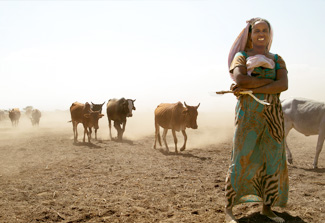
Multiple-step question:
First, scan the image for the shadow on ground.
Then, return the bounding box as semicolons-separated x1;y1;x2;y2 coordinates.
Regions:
157;148;211;161
73;142;102;149
239;211;307;223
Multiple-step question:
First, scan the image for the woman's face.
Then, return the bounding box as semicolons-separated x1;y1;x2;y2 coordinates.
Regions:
250;21;270;48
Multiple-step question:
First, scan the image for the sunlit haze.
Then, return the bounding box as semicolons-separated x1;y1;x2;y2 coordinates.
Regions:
1;0;324;113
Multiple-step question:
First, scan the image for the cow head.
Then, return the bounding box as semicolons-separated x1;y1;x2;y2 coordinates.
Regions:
9;108;21;119
126;99;136;117
84;112;104;129
91;102;105;113
183;102;200;129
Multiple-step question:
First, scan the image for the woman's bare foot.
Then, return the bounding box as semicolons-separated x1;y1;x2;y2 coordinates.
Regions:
262;204;285;223
225;208;238;223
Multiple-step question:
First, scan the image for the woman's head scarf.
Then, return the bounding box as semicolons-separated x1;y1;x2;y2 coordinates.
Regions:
228;18;273;80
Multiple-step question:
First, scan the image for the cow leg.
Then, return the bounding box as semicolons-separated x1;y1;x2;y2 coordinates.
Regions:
284;120;293;165
73;122;78;143
285;139;292;164
88;127;92;139
108;119;113;140
95;129;98;140
87;128;91;142
172;130;178;154
153;124;157;149
83;127;86;142
114;121;122;141
121;120;126;140
162;128;169;152
83;124;90;143
153;122;161;149
180;130;187;151
75;123;79;142
313;128;325;169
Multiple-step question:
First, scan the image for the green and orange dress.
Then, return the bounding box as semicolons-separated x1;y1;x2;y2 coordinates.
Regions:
225;51;289;208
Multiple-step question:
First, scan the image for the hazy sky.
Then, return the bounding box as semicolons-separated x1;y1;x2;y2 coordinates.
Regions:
1;0;324;112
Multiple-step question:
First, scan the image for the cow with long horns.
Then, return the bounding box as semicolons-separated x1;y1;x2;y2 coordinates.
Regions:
70;102;104;143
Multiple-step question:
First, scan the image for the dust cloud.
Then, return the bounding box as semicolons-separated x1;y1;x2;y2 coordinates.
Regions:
0;109;235;150
0;111;72;176
0;109;235;177
99;110;235;150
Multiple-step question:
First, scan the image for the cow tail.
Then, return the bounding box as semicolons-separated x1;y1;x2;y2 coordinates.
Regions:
155;120;162;146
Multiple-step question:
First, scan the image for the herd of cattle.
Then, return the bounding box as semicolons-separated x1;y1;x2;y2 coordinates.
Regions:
0;108;42;127
0;97;324;168
69;98;200;154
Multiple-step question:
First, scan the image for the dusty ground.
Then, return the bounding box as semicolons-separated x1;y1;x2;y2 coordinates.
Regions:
0;111;324;223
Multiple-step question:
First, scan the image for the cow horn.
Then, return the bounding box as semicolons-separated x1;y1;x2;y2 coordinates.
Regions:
133;99;136;102
102;102;105;105
184;102;188;107
196;103;200;109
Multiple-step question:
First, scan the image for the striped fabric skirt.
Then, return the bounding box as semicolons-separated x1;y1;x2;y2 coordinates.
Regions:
225;93;289;208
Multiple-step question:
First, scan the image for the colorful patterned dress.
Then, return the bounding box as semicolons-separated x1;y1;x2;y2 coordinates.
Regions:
225;51;289;208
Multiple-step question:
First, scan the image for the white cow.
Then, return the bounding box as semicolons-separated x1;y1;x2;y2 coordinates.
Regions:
282;98;325;169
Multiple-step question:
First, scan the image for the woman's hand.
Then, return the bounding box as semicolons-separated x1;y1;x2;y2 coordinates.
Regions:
230;83;250;97
232;66;287;94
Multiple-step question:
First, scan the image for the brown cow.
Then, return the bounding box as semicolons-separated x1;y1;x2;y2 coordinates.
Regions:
70;102;104;143
31;109;42;126
9;108;21;127
106;98;136;141
154;101;200;153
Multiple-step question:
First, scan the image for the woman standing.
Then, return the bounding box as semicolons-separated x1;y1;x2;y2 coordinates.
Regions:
225;18;289;223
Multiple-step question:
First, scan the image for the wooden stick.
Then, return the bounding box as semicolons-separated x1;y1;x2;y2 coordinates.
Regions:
214;90;234;94
213;90;270;105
